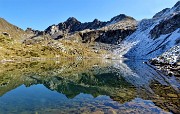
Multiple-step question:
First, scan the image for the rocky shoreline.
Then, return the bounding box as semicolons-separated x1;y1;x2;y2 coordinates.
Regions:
149;60;180;77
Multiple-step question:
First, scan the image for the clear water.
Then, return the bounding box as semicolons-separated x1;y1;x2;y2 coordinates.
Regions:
0;59;179;114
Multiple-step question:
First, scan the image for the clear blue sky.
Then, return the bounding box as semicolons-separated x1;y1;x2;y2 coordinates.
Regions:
0;0;178;30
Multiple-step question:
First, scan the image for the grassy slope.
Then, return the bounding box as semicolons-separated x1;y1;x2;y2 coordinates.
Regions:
0;18;26;40
0;34;108;61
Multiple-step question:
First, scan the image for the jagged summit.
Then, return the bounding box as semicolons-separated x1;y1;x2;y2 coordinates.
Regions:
65;17;80;24
66;17;78;21
43;14;136;39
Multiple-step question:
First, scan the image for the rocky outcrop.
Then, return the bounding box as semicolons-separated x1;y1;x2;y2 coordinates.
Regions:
25;28;44;36
150;13;180;39
150;45;180;77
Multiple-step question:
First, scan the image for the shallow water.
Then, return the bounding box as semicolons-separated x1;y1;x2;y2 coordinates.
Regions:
0;59;179;114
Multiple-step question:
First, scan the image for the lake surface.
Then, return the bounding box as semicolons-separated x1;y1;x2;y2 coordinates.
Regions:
0;59;179;114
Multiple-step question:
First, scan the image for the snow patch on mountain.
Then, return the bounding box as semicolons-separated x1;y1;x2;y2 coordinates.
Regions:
152;45;180;64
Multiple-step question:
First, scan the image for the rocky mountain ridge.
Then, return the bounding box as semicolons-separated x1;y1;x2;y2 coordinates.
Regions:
44;14;136;36
26;14;137;45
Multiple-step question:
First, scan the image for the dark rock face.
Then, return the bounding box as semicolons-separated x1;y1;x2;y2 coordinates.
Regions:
2;32;10;37
97;29;135;44
150;13;180;39
150;1;180;39
77;28;136;44
25;28;44;36
80;19;107;30
58;17;82;32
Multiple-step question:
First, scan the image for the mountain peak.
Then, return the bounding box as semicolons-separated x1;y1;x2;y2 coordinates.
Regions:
110;14;135;23
66;17;79;23
93;19;100;23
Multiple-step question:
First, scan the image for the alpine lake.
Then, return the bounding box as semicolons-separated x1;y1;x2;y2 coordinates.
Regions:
0;59;179;114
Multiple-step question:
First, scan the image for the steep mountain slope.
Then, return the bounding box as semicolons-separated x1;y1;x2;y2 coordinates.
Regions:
114;1;180;60
0;18;26;41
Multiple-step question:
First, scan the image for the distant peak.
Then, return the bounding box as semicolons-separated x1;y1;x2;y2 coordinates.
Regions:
92;19;101;24
93;19;100;22
116;14;127;18
110;14;135;22
66;17;79;22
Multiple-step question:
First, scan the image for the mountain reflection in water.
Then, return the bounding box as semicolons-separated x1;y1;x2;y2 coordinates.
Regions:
0;59;179;114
